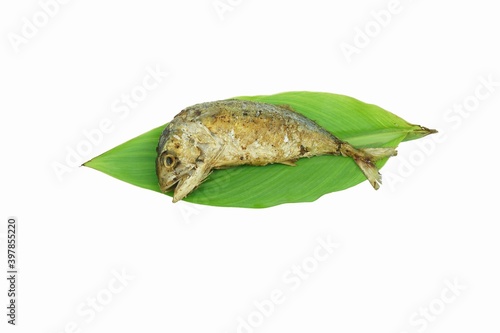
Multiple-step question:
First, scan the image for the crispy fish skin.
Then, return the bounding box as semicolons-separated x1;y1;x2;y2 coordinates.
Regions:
156;99;396;202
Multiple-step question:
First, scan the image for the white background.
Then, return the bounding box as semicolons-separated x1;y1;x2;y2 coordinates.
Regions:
1;0;499;332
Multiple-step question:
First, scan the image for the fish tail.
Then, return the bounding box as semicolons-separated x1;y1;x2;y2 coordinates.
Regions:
340;144;397;190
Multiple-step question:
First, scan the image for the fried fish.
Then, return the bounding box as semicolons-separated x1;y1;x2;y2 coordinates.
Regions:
156;99;397;202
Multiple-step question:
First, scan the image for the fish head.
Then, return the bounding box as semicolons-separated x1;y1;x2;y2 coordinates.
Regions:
156;126;196;192
156;123;214;201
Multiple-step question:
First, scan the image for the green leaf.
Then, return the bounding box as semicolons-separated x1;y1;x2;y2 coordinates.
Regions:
83;91;436;208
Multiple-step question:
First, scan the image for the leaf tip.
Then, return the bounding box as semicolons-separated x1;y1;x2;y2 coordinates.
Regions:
81;157;97;169
421;126;438;135
404;125;438;142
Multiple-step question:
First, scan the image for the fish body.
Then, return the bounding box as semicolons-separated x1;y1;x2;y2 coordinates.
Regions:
156;99;396;202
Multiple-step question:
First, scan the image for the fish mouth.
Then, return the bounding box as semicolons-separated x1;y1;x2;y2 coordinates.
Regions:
158;165;194;193
160;180;178;193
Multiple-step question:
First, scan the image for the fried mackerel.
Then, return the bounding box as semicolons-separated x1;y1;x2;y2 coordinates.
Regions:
156;99;396;202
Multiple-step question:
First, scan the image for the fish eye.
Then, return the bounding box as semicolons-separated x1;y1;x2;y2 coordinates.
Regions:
161;153;177;169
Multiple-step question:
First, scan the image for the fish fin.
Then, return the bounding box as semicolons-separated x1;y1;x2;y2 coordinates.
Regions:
213;165;231;170
278;160;297;166
342;146;397;190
